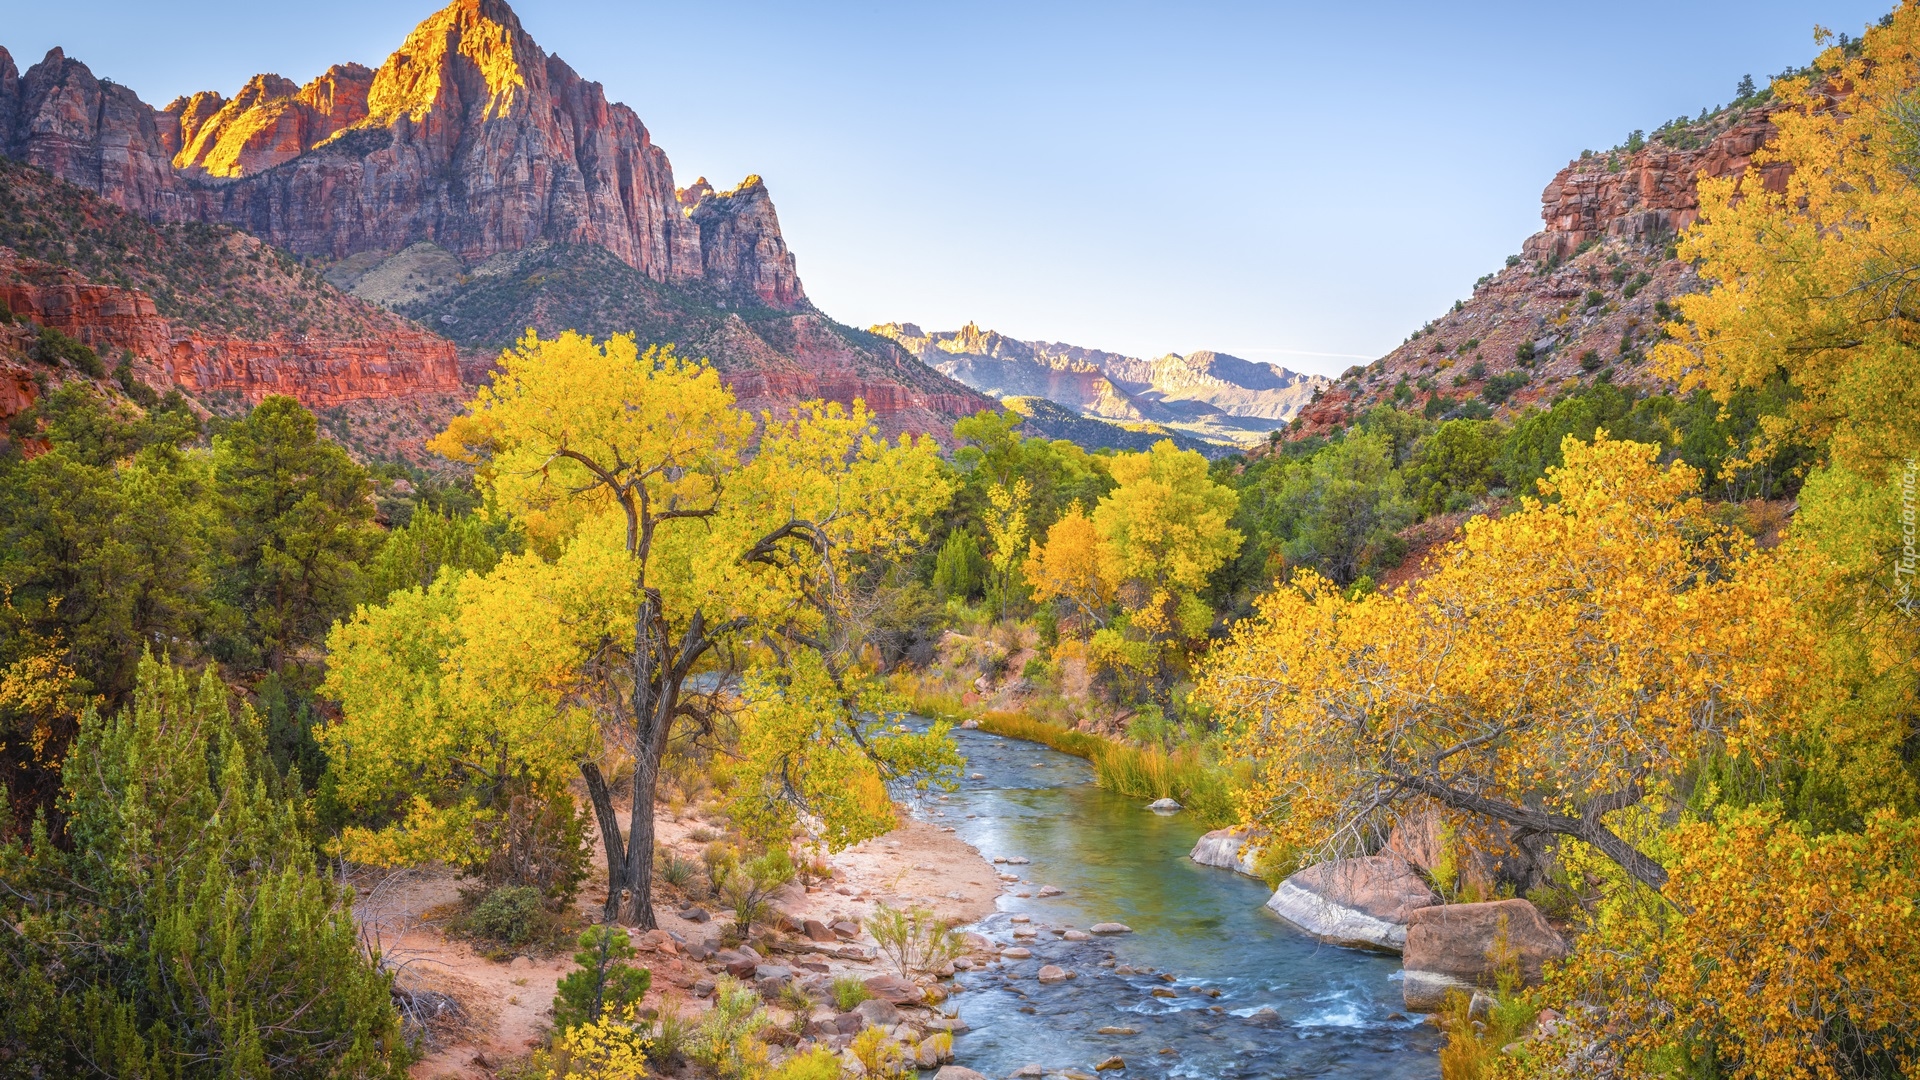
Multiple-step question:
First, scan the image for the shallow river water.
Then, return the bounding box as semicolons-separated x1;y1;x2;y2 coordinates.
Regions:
906;724;1441;1080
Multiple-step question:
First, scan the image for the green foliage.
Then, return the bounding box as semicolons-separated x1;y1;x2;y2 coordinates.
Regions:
831;975;874;1011
1404;419;1504;517
864;903;963;978
717;849;796;935
467;885;548;948
0;655;408;1077
553;926;653;1034
362;506;512;605
1481;370;1528;405
687;976;768;1080
931;528;987;601
30;327;103;377
212;395;378;671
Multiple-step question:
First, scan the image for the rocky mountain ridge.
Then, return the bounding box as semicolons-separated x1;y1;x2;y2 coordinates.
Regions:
873;322;1327;447
1291;100;1793;437
0;0;996;443
0;0;802;309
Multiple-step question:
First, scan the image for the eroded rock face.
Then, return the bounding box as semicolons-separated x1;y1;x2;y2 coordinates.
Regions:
0;0;804;310
1264;855;1439;952
1403;898;1568;987
0;251;461;409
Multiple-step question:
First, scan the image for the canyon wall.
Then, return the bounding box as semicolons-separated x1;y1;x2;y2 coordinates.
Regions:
0;0;804;310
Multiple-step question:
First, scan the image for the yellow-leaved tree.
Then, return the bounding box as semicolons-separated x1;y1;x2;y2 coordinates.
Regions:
325;332;959;926
1200;435;1817;892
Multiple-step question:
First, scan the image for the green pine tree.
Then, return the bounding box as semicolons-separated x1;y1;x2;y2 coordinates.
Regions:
552;926;653;1033
0;654;409;1078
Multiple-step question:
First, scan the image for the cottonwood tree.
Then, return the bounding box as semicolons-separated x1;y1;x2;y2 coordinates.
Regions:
1201;435;1816;892
335;332;956;926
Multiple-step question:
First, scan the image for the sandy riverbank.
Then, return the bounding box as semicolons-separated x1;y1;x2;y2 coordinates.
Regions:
382;803;1000;1078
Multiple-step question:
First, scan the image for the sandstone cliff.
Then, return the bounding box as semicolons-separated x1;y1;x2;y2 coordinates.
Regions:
1292;101;1793;437
0;0;802;311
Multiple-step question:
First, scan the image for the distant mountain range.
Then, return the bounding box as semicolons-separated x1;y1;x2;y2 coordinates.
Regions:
873;322;1329;448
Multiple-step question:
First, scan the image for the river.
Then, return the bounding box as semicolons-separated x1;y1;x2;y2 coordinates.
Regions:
904;724;1442;1080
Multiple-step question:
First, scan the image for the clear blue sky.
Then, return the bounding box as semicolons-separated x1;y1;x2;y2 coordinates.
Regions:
2;1;1894;376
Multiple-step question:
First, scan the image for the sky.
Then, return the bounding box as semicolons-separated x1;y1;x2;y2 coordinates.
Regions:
0;1;1896;377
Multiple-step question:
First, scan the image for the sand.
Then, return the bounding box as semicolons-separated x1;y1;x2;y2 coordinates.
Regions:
385;805;998;1079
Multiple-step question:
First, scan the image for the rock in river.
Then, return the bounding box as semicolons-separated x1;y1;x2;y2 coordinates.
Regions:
1188;825;1263;878
1264;855;1438;952
1089;922;1133;934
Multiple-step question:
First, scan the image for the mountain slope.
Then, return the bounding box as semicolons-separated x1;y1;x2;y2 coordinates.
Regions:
1291;98;1793;435
0;0;992;439
874;322;1327;446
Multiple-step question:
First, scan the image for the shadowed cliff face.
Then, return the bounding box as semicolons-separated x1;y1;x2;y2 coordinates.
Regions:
0;0;804;311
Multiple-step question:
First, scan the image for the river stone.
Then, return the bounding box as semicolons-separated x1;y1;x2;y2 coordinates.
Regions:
1097;1026;1138;1035
1063;929;1089;941
1401;969;1476;1013
1006;856;1030;865
1012;1067;1047;1078
1147;798;1182;813
1096;1056;1126;1071
1038;885;1064;897
959;719;981;729
1265;855;1438;952
1189;825;1263;877
852;997;902;1026
1001;946;1033;959
1037;965;1070;983
1011;914;1031;923
1403;898;1569;986
864;974;924;1004
935;1070;988;1080
1090;922;1132;934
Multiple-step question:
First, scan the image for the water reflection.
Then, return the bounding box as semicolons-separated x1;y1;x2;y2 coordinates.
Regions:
905;726;1442;1080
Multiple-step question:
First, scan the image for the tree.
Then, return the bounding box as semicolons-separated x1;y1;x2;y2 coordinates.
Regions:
1270;430;1412;586
0;655;407;1077
982;478;1030;616
1201;435;1818;891
1023;502;1110;632
931;529;987;601
553;926;652;1034
1092;439;1241;609
1403;418;1503;517
213;396;377;671
394;332;955;927
1658;21;1920;480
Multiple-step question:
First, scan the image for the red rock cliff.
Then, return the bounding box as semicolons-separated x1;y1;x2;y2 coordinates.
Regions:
0;0;805;310
0;251;461;408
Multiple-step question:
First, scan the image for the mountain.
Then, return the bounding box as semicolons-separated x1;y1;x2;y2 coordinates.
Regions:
0;0;991;441
0;153;463;462
872;322;1328;447
1290;99;1793;436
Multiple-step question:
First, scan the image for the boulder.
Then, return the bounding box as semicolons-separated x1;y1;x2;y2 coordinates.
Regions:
1403;898;1569;986
803;918;836;943
1189;825;1263;878
863;974;924;1005
1401;969;1476;1013
1089;922;1132;934
1386;808;1506;898
1036;965;1070;983
851;997;901;1027
716;949;759;978
1265;855;1438;952
1147;798;1182;813
1062;929;1090;941
1001;946;1033;959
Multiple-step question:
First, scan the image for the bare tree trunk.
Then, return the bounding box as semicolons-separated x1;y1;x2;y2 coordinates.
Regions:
618;748;659;928
579;760;626;924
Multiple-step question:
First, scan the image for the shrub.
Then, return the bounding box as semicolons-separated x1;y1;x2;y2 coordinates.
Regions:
553;926;653;1033
851;1027;909;1080
831;975;874;1011
1505;254;1521;268
717;849;795;936
687;976;768;1079
1623;271;1652;299
865;904;964;978
468;884;547;947
658;850;698;888
1579;350;1604;372
1482;371;1529;405
1515;340;1536;365
1584;288;1606;309
769;1047;845;1080
32;326;104;377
